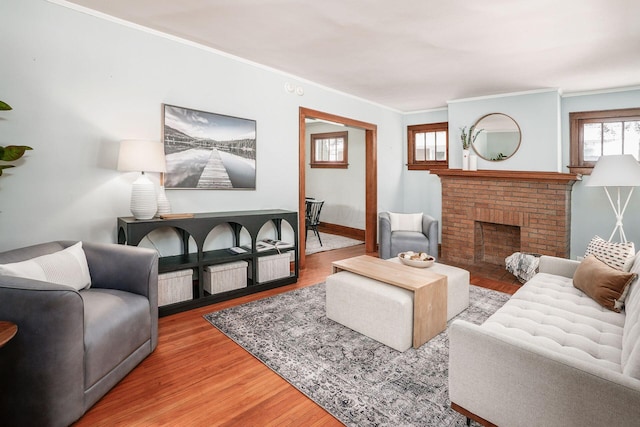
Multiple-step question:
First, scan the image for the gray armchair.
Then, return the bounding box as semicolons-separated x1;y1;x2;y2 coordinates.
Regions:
0;241;158;427
378;212;438;260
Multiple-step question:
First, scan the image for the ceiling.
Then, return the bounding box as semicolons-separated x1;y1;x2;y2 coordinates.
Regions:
60;0;640;112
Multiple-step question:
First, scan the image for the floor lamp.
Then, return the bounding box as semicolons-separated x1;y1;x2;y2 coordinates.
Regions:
585;154;640;243
117;140;167;220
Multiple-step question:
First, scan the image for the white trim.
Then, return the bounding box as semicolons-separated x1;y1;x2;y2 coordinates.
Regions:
561;85;640;98
555;93;563;173
404;106;449;115
45;0;403;114
446;88;561;104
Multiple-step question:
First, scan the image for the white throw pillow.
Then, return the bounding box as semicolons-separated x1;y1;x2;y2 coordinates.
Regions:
388;212;423;232
584;235;635;271
0;242;91;291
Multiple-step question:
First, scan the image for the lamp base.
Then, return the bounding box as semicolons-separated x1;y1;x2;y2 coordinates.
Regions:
130;172;157;220
603;186;633;243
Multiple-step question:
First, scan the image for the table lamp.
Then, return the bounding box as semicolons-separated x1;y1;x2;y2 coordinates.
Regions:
585;154;640;243
117;140;167;220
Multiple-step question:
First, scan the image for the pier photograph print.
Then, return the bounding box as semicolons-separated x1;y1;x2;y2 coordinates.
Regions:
163;104;256;189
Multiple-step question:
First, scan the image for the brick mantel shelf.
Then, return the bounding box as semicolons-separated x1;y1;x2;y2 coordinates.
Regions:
431;169;581;184
432;169;580;266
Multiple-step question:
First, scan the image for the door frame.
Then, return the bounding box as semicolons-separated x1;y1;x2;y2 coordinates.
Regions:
299;107;377;269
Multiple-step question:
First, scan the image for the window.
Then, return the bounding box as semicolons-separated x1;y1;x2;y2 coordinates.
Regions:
407;122;448;170
569;108;640;174
310;131;348;168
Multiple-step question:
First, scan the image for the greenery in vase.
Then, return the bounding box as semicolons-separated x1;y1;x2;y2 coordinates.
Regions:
0;100;33;177
459;125;484;150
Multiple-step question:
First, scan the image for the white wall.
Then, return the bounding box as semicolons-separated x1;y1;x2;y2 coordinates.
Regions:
305;122;365;229
0;0;404;252
402;109;448;226
564;88;640;258
447;89;562;172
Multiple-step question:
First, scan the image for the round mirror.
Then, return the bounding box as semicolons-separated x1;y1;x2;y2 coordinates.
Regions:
471;113;521;161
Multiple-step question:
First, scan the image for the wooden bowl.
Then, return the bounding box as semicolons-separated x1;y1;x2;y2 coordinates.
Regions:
398;252;435;268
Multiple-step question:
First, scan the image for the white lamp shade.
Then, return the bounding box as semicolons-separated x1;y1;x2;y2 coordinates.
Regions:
117;140;167;173
586;154;640;187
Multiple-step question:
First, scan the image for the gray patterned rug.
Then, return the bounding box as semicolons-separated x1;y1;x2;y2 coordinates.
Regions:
204;283;510;426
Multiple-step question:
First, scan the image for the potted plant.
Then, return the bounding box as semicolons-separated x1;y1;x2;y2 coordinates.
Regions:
1;100;32;177
459;125;483;170
460;124;484;150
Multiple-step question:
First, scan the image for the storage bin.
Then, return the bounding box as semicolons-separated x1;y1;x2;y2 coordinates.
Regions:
204;260;248;294
250;252;291;283
158;269;193;306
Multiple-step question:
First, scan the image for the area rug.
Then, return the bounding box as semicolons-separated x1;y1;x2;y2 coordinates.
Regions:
204;283;510;426
305;232;364;255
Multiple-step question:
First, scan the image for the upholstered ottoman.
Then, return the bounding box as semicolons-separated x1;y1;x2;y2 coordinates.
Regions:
325;261;470;352
326;271;414;351
387;259;471;320
424;262;470;320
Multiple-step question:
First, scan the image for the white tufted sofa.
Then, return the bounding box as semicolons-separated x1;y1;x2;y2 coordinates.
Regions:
449;255;640;427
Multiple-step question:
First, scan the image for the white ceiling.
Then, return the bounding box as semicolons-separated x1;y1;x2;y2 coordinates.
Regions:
59;0;640;112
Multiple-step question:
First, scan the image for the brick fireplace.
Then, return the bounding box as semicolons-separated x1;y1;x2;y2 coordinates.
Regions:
433;170;579;267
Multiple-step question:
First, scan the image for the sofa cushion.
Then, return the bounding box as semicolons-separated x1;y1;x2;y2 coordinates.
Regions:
388;212;422;232
483;272;626;372
585;235;635;271
622;255;640;378
82;288;151;389
0;242;91;291
573;255;637;312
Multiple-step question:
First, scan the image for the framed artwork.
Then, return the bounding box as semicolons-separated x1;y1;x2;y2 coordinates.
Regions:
162;104;256;189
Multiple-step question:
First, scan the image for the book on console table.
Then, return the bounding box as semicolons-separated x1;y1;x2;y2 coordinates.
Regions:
256;239;294;252
159;213;195;219
227;246;248;255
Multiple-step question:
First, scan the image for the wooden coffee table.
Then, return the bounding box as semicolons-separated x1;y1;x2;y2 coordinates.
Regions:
332;255;447;348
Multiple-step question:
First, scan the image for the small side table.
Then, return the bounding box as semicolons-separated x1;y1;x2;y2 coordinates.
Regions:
0;321;18;348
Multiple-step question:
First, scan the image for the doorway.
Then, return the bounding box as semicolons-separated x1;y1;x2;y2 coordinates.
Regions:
298;107;377;269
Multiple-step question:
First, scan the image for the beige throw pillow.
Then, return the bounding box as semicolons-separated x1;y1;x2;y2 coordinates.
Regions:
388;212;423;232
584;235;635;271
0;242;91;291
573;254;637;312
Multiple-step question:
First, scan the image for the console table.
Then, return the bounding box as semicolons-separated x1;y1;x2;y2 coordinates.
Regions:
118;210;298;316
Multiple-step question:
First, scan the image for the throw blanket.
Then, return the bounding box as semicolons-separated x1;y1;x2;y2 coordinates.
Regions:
505;252;541;283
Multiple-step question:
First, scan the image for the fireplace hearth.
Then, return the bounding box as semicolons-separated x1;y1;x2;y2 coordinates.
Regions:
475;221;521;265
433;170;579;267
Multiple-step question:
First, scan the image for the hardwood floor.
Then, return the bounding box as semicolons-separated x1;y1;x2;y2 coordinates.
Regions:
74;245;519;426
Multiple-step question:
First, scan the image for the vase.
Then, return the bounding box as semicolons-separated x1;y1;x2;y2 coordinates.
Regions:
469;154;478;171
462;149;470;170
156;185;172;216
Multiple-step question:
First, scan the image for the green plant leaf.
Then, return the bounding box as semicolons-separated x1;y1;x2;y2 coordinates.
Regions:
471;128;484;143
0;145;33;161
0;101;11;111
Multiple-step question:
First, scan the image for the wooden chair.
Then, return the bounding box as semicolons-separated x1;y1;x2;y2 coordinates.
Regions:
305;200;324;246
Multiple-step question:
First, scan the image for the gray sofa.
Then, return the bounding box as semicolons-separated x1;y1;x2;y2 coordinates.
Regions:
378;211;438;260
449;255;640;426
0;241;158;427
